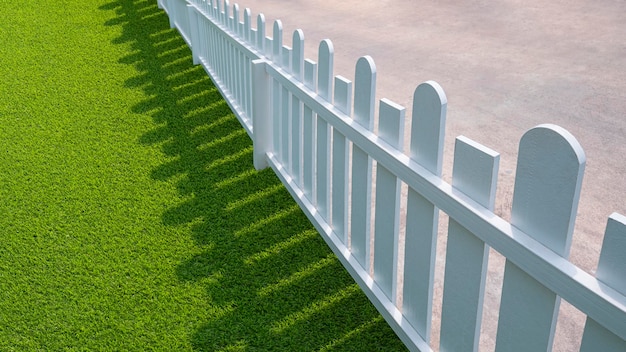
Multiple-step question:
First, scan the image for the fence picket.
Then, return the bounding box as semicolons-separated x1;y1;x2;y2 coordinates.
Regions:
223;0;229;29
243;8;250;43
279;45;292;168
318;40;333;102
281;85;290;167
291;95;302;186
302;60;317;202
272;78;281;162
217;0;222;24
403;81;447;342
373;98;405;303
292;30;304;81
167;0;176;28
236;42;243;107
272;20;282;63
496;125;585;351
440;136;499;352
289;30;305;186
350;56;376;270
315;40;334;221
256;14;265;52
233;4;239;35
331;76;352;245
580;213;626;351
187;5;199;65
281;46;291;70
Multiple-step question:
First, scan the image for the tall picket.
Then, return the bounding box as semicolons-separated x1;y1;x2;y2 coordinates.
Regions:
302;59;317;202
350;56;376;271
496;125;585;351
403;81;447;342
290;30;305;186
315;40;334;221
280;43;293;168
270;20;282;160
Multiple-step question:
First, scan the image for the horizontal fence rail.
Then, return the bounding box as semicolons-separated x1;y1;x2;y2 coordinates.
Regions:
158;0;626;350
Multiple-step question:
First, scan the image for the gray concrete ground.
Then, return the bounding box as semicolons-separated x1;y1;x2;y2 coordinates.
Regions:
220;1;626;350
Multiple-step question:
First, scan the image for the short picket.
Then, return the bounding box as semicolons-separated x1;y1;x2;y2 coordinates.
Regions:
373;98;405;303
439;136;499;352
331;76;352;245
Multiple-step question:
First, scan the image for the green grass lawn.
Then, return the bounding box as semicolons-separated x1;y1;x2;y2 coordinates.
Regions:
0;0;407;350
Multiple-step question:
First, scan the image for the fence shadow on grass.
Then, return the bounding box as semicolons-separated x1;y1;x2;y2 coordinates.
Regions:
101;0;407;350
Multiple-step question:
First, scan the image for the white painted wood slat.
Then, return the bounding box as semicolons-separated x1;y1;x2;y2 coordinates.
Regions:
496;125;586;351
302;59;317;203
272;20;282;64
290;30;305;186
315;41;333;221
331;76;352;245
373;98;405;303
439;136;499;352
256;14;265;52
243;8;251;43
403;81;447;343
350;56;376;271
281;85;290;167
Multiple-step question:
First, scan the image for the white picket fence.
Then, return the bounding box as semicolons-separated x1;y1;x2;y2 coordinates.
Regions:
157;0;626;350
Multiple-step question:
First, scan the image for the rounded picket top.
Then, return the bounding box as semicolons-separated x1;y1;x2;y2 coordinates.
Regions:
410;80;447;174
317;39;334;101
293;29;305;44
272;19;283;62
355;55;376;78
243;8;251;42
354;55;377;130
292;29;305;80
256;14;265;50
414;80;447;109
233;4;240;33
318;39;334;57
511;123;586;256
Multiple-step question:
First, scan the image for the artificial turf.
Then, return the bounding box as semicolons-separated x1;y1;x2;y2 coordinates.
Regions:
0;0;407;350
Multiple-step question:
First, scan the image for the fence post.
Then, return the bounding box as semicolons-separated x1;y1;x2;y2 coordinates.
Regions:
252;59;271;170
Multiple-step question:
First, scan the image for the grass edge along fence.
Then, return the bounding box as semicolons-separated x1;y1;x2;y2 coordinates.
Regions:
157;0;626;350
